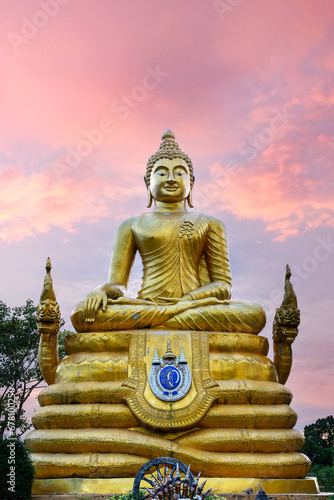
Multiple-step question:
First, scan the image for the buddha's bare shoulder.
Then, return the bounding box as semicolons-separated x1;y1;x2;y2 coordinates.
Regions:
114;216;137;237
115;213;153;232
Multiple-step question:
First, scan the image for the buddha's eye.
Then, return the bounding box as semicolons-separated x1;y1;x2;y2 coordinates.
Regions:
157;172;167;176
175;172;185;176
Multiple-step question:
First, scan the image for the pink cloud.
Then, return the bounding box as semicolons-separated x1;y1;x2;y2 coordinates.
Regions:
0;164;144;243
0;0;331;150
196;131;333;241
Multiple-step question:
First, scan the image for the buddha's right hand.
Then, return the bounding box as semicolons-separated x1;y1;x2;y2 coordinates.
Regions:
84;285;125;323
84;291;108;323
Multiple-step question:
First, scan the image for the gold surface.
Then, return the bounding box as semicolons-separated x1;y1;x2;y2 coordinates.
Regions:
209;333;269;355
32;477;135;495
209;352;277;382
37;259;60;385
176;428;304;452
32;403;139;429
39;362;293;406
55;351;128;383
32;401;296;432
31;452;147;479
38;333;59;385
208;332;277;382
199;404;297;429
65;331;130;354
273;265;300;385
29;449;310;478
208;379;292;405
26;427;304;454
32;477;319;495
38;380;131;406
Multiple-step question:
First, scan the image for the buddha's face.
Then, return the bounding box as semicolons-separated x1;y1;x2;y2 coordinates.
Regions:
149;158;192;203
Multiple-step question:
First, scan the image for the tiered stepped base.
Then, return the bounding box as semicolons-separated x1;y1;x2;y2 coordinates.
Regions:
27;330;318;496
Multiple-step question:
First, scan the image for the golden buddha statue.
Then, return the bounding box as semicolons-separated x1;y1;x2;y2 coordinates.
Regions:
71;129;265;334
26;131;318;497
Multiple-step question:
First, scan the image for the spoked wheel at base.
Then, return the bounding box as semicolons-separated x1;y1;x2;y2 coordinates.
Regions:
133;457;196;499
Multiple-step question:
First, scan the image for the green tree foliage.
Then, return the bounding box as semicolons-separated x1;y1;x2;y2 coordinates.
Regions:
0;300;42;439
0;439;35;499
58;328;70;360
303;416;334;492
309;464;334;492
0;300;68;439
302;415;334;467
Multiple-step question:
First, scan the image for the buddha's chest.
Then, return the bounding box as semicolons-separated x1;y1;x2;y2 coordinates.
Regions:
133;213;206;255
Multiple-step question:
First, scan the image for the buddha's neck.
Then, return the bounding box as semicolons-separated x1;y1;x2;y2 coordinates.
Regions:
153;201;188;213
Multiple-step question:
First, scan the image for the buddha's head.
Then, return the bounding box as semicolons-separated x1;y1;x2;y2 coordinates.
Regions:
145;130;195;208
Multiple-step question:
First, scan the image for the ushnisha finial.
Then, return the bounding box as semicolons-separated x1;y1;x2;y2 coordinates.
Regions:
158;129;182;157
161;129;175;141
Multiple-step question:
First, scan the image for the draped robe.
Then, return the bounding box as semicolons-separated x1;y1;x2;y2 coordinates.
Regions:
71;212;266;333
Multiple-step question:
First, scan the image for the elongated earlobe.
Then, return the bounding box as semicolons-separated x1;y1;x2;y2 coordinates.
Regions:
187;191;194;208
147;190;153;208
144;175;153;208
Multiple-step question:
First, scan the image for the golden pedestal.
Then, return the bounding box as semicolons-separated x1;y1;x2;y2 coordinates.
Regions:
32;477;319;496
26;329;317;495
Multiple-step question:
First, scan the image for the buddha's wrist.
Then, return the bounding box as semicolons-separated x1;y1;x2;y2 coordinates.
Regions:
101;283;125;298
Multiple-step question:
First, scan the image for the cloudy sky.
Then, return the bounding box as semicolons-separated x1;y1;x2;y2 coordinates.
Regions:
0;0;333;431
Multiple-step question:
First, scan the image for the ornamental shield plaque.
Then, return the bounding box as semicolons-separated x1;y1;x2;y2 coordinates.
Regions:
123;330;217;431
149;340;191;402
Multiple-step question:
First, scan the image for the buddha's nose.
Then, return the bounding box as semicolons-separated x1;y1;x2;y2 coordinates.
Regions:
166;171;177;183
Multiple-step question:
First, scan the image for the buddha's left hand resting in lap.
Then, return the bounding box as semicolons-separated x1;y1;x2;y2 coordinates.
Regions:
71;130;266;334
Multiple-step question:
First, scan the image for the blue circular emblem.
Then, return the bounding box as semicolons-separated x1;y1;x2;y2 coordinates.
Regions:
159;366;181;390
149;343;191;402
